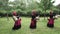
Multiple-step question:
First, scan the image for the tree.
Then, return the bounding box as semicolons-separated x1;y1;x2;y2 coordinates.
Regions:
56;4;60;14
40;0;55;19
0;0;9;20
11;0;27;11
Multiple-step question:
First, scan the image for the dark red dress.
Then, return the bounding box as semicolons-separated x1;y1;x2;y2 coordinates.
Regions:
47;18;54;28
47;12;54;28
13;19;21;30
30;13;38;29
30;19;37;29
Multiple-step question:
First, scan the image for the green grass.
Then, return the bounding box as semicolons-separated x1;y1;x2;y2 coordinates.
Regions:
0;17;60;34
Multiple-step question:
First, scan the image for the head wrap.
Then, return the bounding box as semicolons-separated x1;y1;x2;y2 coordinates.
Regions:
12;11;17;16
32;10;36;15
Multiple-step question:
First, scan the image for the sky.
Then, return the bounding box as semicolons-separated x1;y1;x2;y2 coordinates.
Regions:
53;0;60;6
9;0;60;6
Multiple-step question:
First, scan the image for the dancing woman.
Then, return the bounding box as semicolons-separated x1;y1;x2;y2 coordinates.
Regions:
12;11;21;30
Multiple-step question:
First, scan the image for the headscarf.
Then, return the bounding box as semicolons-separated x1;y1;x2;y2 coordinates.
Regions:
32;10;36;16
12;11;17;16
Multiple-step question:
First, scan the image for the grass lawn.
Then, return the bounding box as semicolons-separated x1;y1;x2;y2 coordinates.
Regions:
0;17;60;34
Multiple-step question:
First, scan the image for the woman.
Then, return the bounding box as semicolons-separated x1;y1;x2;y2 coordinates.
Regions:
47;11;55;28
12;11;21;30
30;10;39;29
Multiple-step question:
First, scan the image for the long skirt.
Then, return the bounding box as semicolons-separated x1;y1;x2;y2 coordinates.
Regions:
12;25;21;30
47;23;54;28
12;20;21;30
30;19;37;29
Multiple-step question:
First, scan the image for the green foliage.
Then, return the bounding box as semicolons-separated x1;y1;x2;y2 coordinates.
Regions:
40;0;54;11
0;0;60;17
0;0;9;10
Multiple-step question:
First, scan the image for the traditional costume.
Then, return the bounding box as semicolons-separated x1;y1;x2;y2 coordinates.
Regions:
30;10;38;29
47;18;54;28
12;11;21;30
47;11;54;28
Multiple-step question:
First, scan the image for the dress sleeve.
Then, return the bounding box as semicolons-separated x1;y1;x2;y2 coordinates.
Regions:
13;16;18;21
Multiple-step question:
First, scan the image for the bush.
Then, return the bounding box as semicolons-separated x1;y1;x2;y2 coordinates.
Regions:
0;9;59;17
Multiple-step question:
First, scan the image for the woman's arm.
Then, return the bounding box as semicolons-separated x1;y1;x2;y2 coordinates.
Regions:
13;16;18;21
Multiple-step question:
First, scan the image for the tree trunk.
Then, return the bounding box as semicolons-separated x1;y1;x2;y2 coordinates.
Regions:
44;13;45;20
44;10;46;20
7;13;9;21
